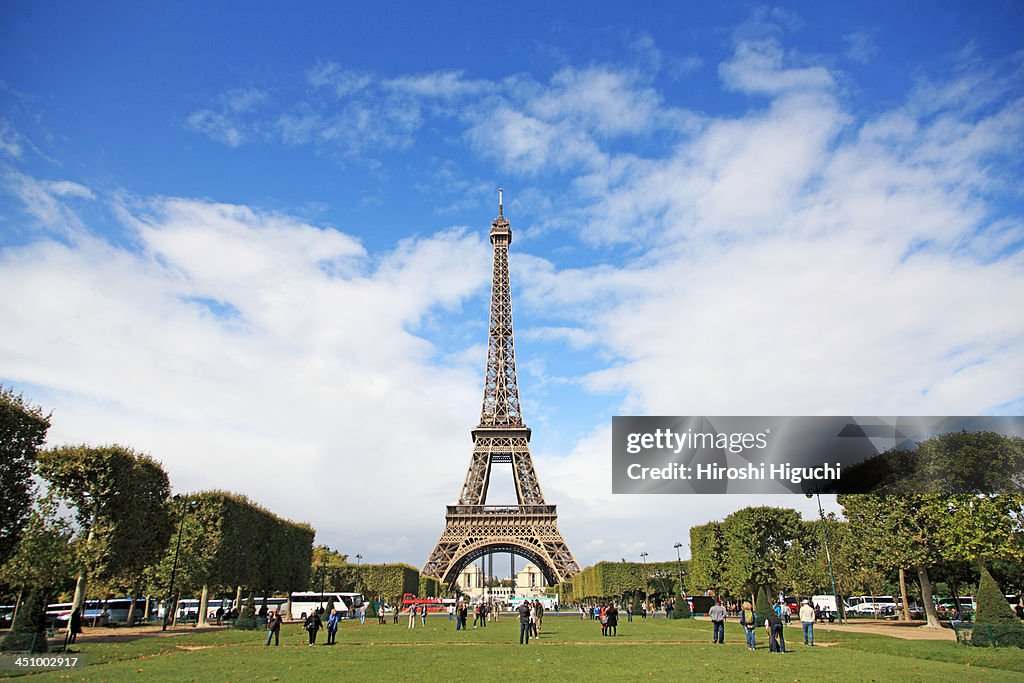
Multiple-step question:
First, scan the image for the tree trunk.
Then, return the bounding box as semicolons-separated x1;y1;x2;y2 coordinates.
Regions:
197;584;209;627
234;585;242;614
285;595;292;622
171;589;180;628
11;587;23;628
916;565;942;628
68;505;100;635
898;568;910;621
143;595;151;624
126;577;142;626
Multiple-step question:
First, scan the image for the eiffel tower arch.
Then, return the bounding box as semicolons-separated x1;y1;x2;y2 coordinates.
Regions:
423;191;580;588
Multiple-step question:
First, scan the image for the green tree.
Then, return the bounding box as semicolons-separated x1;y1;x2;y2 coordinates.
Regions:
0;588;49;653
688;522;725;596
0;386;50;565
754;585;771;622
972;566;1024;648
720;507;800;600
839;494;946;628
937;494;1024;569
0;496;76;624
37;445;172;623
913;431;1024;495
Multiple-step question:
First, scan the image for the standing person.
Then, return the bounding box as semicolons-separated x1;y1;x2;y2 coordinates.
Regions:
408;604;417;630
359;603;367;626
775;603;787;652
626;602;632;622
536;601;544;633
799;599;815;646
529;601;538;639
326;608;340;645
215;605;225;626
608;602;618;637
517;600;531;644
304;610;322;646
68;608;82;644
421;604;428;626
265;609;282;646
459;601;468;630
448;603;455;622
765;608;784;653
708;599;727;644
393;603;400;624
600;603;608;636
378;603;387;625
740;601;756;651
579;604;585;620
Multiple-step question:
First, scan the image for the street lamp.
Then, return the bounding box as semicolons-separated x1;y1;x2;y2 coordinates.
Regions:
319;557;327;613
806;491;842;624
163;494;198;631
640;552;649;606
356;554;362;566
673;542;685;600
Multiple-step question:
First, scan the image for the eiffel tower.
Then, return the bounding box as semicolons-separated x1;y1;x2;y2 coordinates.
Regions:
422;191;580;588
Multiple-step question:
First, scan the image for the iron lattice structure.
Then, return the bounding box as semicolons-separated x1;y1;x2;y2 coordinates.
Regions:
422;195;580;588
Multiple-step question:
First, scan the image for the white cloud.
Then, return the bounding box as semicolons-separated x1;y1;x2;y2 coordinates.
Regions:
0;120;23;158
0;187;493;564
383;70;493;98
186;109;247;147
843;31;878;64
307;62;372;96
719;38;834;95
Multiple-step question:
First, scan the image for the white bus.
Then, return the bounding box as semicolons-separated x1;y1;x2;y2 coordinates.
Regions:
289;592;364;620
48;598;155;625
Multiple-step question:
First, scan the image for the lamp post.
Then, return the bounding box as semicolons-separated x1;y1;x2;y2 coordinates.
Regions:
640;552;649;606
806;491;842;624
162;494;198;631
319;557;327;613
356;554;362;566
673;542;685;599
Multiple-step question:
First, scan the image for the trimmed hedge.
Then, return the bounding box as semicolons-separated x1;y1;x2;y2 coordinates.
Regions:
972;566;1024;648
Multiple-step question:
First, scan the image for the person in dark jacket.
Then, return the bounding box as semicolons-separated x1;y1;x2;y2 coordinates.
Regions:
68;608;83;644
265;610;282;646
765;609;784;653
517;601;532;644
304;610;322;646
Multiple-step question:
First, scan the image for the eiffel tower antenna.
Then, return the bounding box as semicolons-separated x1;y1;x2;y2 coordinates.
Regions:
422;192;580;587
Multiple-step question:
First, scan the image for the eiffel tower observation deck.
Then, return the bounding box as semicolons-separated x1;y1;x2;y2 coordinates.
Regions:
422;191;580;587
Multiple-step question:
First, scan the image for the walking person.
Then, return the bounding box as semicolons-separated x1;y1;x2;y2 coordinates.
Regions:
359;603;367;626
304;610;322;646
518;600;532;644
799;599;815;646
536;600;544;633
765;608;784;653
709;599;727;644
421;604;427;626
740;601;756;651
408;604;417;630
600;603;608;636
326;608;340;645
265;609;282;646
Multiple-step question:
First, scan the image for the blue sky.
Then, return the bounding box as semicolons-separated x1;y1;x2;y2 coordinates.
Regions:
2;2;1023;573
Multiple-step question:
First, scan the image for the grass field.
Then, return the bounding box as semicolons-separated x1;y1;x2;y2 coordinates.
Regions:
3;615;1023;681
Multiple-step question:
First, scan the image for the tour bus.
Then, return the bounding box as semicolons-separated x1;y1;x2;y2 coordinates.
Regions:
289;592;364;620
848;595;897;615
47;598;155;625
506;596;559;611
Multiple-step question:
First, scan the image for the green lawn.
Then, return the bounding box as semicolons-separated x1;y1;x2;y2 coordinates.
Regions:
4;615;1023;682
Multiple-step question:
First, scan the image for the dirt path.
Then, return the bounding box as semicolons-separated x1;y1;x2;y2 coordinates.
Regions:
796;620;955;641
